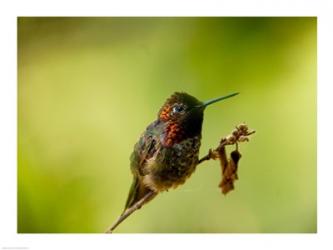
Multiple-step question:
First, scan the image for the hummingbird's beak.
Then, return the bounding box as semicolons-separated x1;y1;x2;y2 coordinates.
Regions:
198;92;239;109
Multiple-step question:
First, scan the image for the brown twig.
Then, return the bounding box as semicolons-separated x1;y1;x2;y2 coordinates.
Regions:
198;123;255;165
198;123;255;195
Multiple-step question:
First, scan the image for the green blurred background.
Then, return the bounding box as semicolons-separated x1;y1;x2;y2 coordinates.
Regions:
18;17;316;233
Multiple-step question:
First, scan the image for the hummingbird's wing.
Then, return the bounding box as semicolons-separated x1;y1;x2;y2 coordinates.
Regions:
107;123;160;233
124;120;161;210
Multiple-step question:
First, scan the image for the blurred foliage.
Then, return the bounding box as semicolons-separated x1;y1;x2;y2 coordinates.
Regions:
18;17;316;233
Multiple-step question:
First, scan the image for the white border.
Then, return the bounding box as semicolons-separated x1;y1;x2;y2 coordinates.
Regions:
1;0;333;249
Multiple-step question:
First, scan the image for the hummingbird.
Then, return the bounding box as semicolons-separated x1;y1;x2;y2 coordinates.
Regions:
107;91;239;233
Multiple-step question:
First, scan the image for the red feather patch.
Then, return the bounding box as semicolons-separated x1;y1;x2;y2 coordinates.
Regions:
164;122;183;147
159;104;172;121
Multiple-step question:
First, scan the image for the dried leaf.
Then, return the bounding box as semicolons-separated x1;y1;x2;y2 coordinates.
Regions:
198;123;255;196
218;150;241;194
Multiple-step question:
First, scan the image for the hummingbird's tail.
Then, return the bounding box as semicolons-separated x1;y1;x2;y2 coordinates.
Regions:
125;176;155;210
105;177;157;233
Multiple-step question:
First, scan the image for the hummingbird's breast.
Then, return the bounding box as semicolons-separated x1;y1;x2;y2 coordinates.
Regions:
142;134;202;192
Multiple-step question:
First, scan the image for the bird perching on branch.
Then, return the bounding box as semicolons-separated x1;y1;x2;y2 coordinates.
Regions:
106;92;243;233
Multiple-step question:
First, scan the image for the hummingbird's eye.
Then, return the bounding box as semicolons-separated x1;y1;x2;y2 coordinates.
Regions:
172;104;185;114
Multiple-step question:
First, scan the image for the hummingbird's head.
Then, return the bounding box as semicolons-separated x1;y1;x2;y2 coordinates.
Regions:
158;92;239;139
158;92;203;123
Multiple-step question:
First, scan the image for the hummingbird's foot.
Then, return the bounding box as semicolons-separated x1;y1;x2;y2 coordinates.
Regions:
198;149;219;164
209;149;219;159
